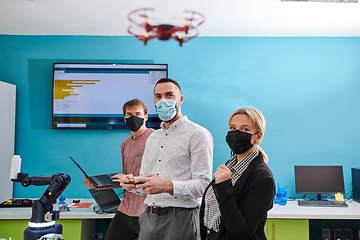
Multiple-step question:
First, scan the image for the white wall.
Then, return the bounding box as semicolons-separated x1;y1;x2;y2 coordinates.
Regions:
0;81;16;202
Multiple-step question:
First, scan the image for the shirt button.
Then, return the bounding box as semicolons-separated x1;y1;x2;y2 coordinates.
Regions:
159;160;161;162
157;173;159;176
161;146;163;148
207;230;210;234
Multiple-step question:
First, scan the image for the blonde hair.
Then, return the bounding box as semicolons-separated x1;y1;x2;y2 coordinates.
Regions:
228;107;268;162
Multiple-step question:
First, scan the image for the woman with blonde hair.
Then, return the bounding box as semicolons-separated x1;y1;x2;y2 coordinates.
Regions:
200;107;275;240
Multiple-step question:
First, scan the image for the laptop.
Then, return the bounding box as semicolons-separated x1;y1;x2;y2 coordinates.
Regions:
89;189;121;213
70;156;119;188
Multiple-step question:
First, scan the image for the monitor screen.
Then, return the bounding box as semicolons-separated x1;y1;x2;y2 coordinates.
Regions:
294;166;345;195
52;63;168;129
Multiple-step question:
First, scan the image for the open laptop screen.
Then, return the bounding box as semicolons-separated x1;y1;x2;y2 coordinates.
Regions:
89;189;120;212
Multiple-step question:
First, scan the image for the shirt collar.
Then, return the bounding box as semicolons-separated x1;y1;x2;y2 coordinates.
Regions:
160;116;188;130
227;147;259;176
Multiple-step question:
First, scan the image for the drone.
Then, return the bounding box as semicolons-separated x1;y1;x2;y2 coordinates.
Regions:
127;8;205;46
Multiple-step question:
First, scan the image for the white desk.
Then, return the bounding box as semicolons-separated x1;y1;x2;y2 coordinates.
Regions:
2;198;359;220
0;198;114;220
268;200;360;219
265;200;360;240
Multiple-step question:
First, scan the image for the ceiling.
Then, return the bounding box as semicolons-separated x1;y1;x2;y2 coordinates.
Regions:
1;0;360;36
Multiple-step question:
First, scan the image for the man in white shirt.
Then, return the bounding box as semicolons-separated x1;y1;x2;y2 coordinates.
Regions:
119;78;213;240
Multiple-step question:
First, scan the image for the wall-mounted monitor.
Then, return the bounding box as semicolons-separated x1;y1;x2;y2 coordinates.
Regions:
52;63;168;129
294;166;345;200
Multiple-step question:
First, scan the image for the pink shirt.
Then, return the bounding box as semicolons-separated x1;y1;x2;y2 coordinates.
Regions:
118;128;154;216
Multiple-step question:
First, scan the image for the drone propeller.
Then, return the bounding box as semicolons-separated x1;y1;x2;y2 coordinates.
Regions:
172;26;199;46
128;8;155;27
127;25;157;45
184;10;205;28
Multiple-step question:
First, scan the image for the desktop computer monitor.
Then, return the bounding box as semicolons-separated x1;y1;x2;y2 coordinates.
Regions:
294;166;345;200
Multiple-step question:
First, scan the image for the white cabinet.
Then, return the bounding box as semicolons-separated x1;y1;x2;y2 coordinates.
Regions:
0;81;16;202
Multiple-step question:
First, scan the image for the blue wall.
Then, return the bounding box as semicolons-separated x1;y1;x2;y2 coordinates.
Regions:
1;35;359;200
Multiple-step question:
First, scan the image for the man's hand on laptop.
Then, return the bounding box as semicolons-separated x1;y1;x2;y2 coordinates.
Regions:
84;174;119;190
83;175;100;190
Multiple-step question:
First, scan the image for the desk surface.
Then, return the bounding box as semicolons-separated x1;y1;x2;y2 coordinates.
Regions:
1;199;360;220
268;199;360;219
0;198;115;220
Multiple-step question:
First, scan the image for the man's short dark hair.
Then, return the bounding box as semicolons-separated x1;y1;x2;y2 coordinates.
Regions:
122;98;148;115
154;78;181;93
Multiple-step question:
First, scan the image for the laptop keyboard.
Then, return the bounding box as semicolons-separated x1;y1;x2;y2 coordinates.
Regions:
91;174;117;187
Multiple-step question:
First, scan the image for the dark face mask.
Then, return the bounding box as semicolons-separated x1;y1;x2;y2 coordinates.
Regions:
125;115;144;131
226;130;254;154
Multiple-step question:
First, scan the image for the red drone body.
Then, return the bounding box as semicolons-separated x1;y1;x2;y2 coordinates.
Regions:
127;8;205;46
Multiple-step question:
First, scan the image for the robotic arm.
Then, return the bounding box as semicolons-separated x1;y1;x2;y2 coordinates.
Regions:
12;173;71;240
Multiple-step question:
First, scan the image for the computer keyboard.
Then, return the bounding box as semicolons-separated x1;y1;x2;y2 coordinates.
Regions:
298;200;348;207
0;199;35;207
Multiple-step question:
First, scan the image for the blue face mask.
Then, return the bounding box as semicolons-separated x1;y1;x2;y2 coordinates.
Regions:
155;99;177;121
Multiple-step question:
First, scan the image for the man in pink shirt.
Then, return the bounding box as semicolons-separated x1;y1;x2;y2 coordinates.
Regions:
84;98;154;240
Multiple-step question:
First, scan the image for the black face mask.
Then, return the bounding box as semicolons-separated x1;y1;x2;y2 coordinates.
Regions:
125;115;144;132
226;130;254;154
